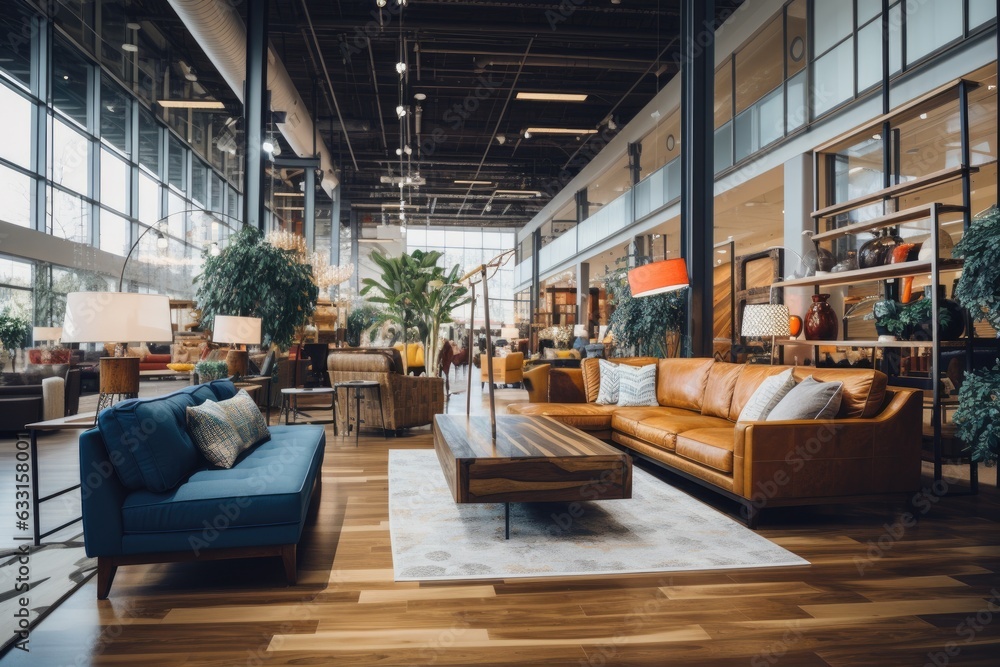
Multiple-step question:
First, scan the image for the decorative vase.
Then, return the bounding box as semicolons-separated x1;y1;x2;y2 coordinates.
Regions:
916;229;954;261
889;242;919;264
859;229;904;269
831;250;859;273
804;294;839;340
788;315;803;337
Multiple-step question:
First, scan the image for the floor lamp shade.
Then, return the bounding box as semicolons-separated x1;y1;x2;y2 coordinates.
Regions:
627;258;689;297
499;327;520;341
61;292;173;344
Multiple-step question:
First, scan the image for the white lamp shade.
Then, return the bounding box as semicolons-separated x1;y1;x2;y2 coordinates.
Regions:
573;324;589;338
62;292;173;343
212;315;262;345
499;327;519;340
741;304;791;338
33;326;63;343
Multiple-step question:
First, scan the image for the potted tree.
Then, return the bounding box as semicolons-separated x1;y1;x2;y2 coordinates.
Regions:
604;263;686;357
194;227;319;349
416;266;470;377
0;308;31;374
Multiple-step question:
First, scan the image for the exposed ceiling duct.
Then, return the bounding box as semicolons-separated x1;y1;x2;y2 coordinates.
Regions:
165;0;339;198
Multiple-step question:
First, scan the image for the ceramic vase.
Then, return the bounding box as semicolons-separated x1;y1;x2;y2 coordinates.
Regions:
859;229;904;269
805;294;839;340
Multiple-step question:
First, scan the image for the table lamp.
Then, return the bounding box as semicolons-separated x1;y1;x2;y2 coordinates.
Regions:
212;315;263;378
62;292;173;414
32;327;63;346
741;304;791;365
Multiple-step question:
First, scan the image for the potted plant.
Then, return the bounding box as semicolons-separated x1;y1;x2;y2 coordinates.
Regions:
865;299;908;339
899;292;963;341
953;205;1000;334
953;360;1000;466
0;308;31;374
194;227;319;349
416;267;470;377
195;360;229;382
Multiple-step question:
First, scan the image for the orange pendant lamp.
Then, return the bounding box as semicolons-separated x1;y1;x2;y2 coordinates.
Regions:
627;258;690;297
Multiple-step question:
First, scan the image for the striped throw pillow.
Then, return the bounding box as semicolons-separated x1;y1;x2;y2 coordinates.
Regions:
738;368;796;422
186;390;270;468
617;363;658;407
595;359;620;405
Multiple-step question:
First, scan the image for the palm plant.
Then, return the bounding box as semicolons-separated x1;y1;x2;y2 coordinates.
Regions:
360;249;442;373
416;265;471;377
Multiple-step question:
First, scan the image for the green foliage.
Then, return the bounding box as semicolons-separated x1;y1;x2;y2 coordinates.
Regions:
604;264;686;358
868;298;955;339
954;360;1000;467
0;307;32;372
868;299;908;337
346;304;382;347
953;205;1000;331
195;360;229;382
194;227;318;349
359;250;470;375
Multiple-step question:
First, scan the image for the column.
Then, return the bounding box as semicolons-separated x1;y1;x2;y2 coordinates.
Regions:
575;262;589;335
303;167;316;251
680;0;715;357
784;153;819;365
242;0;269;230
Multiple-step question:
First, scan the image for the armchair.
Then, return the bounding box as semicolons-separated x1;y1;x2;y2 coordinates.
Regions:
480;352;524;388
328;349;444;432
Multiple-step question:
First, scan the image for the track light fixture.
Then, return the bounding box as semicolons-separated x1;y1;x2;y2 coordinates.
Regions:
396;105;407;118
396;61;407;75
376;0;386;7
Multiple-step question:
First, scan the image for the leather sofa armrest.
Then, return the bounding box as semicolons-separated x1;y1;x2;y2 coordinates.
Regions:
549;368;587;403
732;388;922;500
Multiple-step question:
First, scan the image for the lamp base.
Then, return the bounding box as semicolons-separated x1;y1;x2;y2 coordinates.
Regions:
96;356;140;418
226;349;249;379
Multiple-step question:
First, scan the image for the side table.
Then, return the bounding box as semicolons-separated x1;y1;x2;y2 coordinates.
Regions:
25;412;97;545
333;380;388;446
279;387;335;425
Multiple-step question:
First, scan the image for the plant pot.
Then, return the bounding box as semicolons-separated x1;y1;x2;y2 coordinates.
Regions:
913;285;965;341
805;294;839;340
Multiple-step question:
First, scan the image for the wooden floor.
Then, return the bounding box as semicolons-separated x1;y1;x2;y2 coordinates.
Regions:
3;375;1000;666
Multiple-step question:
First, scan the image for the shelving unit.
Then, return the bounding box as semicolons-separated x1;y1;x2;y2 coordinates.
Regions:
793;78;985;492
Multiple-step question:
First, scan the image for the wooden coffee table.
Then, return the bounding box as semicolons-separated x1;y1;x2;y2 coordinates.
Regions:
433;414;632;538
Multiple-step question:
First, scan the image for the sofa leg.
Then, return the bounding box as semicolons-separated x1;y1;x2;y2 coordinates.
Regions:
745;504;760;530
97;557;117;600
281;544;297;585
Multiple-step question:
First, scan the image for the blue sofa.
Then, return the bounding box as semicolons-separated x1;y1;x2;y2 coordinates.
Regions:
79;379;325;599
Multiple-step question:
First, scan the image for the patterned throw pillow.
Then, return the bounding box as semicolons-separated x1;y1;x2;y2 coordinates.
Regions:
595;359;620;405
767;376;844;421
617;363;658;407
738;368;797;422
186;390;270;468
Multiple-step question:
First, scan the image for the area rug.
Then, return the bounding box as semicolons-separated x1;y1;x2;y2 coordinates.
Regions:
0;533;95;654
388;450;808;581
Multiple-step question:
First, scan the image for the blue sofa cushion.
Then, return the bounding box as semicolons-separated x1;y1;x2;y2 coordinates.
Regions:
206;379;238;401
98;384;217;492
120;425;324;536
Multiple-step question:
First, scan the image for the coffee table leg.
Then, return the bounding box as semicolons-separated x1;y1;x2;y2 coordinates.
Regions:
504;502;510;540
354;388;362;448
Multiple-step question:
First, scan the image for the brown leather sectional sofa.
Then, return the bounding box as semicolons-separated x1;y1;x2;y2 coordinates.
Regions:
510;357;923;526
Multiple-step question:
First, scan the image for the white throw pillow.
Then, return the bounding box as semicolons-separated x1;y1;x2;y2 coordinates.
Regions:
738;368;797;422
617;363;658;407
766;376;844;421
595;359;620;405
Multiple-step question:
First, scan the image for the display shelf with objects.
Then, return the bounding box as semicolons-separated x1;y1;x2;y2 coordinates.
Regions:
781;78;994;492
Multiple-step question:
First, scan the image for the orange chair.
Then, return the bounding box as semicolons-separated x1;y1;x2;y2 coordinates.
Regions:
480;352;524;388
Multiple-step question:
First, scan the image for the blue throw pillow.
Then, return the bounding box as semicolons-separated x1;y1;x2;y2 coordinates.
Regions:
206;378;238;401
98;384;217;492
